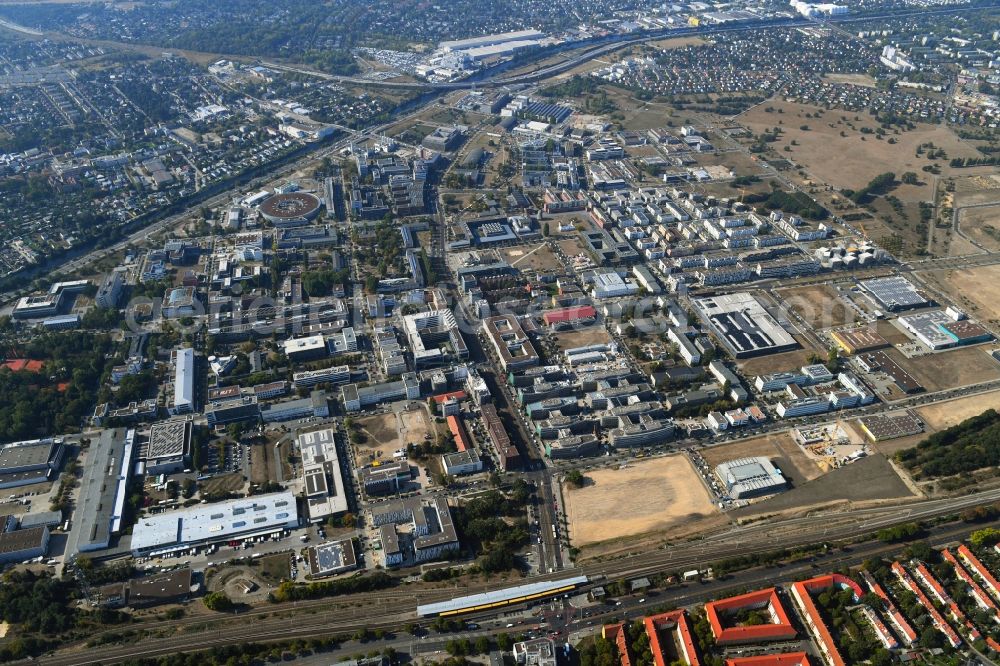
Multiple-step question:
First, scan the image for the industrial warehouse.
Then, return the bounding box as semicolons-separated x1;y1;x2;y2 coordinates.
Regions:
692;292;799;358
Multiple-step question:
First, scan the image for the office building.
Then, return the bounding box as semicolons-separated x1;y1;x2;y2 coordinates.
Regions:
259;391;329;422
298;429;349;522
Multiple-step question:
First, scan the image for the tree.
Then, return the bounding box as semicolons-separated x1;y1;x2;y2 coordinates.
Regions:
203;591;234;612
565;470;585;488
971;528;1000;548
542;222;550;237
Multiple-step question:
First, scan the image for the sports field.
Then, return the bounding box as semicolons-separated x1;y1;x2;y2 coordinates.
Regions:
563;455;719;547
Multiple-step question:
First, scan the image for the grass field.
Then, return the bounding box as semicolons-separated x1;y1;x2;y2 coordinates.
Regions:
257;553;292;583
700;432;824;486
739;99;982;256
564;455;719;547
778;284;858;330
883;345;1000;393
923;265;1000;325
917;388;1000;430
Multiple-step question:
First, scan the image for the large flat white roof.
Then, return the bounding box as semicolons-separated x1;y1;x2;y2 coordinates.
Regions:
131;491;298;552
440;29;545;51
173;348;194;411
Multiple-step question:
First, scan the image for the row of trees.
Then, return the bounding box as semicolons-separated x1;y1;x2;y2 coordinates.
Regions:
270;571;395;603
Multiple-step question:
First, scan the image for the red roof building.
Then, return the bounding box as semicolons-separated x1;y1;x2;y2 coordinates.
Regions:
602;622;633;666
789;574;864;666
446;414;471;453
645;610;701;666
859;570;916;646
725;654;811;666
432;390;467;404
542;305;597;326
892;562;962;649
958;544;1000;605
704;588;797;645
943;549;998;613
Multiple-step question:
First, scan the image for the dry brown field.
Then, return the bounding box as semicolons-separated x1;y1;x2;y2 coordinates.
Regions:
564;455;719;547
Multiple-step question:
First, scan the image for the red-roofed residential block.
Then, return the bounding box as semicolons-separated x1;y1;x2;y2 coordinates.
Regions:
892;561;962;649
645;610;701;666
725;654;812;666
859;570;917;646
603;622;632;666
704;588;797;645
958;545;1000;605
916;559;983;643
943;549;998;614
542;305;597;326
789;574;863;666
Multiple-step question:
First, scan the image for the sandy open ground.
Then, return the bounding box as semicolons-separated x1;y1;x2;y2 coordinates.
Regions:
917;388;1000;430
924;264;1000;323
883;345;1000;394
778;284;858;330
400;408;434;445
564;455;719;547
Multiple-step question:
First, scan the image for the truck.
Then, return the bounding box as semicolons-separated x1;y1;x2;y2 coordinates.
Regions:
682;569;700;582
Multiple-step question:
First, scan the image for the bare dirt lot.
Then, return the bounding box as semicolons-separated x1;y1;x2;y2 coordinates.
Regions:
553;326;612;351
922;264;1000;324
736;341;818;376
700;432;824;486
564;455;720;547
249;444;272;486
400;407;435;446
200;472;244;496
730;453;914;520
778;284;858;330
917;388;1000;430
502;244;563;273
884;345;1000;393
957;204;1000;252
354;412;402;465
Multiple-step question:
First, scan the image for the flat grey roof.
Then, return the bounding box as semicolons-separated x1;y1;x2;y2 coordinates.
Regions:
146;420;189;460
0;439;57;471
